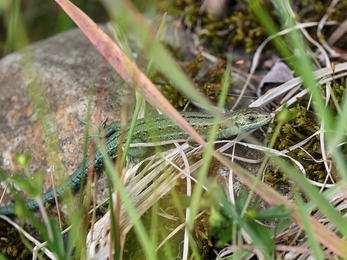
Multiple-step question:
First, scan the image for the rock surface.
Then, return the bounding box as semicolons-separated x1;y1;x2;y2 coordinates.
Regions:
0;24;136;207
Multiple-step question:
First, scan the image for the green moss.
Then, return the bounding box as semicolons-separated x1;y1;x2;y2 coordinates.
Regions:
151;52;233;109
0;223;30;259
266;80;347;185
158;0;347;55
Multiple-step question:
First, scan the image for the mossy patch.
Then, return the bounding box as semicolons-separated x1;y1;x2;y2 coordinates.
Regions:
158;0;347;53
150;52;233;109
266;80;347;185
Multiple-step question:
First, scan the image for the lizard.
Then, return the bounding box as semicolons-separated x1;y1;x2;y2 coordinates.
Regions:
0;107;271;216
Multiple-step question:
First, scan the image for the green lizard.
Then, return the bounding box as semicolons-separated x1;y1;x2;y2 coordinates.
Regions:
0;107;271;216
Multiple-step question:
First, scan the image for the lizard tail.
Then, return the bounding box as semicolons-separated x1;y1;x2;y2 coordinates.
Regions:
0;159;91;216
0;204;15;215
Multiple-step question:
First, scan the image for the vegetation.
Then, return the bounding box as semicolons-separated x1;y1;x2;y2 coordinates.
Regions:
1;0;347;259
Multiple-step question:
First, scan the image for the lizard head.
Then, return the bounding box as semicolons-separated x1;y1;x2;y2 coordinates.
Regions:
232;107;272;132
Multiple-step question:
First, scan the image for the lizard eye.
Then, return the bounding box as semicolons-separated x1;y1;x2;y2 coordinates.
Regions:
248;115;256;122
